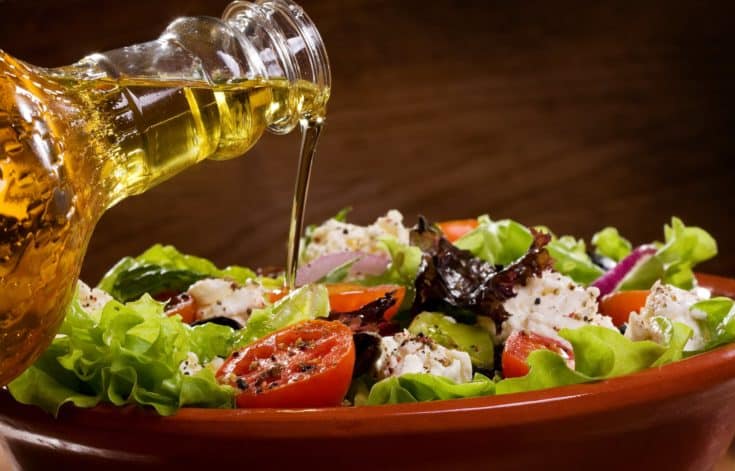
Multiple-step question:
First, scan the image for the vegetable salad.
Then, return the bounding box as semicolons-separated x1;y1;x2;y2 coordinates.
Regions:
9;210;734;416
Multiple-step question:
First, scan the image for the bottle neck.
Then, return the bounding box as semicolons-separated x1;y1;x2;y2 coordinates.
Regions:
68;0;330;133
224;0;331;132
52;0;330;206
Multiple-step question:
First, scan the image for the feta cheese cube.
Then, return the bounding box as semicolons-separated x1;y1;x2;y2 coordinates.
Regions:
626;281;708;350
500;270;615;349
187;278;266;325
373;331;473;384
76;280;113;315
303;210;409;263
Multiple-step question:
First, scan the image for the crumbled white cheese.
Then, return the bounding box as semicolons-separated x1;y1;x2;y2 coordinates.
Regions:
187;278;266;325
500;270;615;348
373;331;473;384
626;281;708;350
76;280;113;315
179;352;203;376
303;209;409;262
692;286;712;301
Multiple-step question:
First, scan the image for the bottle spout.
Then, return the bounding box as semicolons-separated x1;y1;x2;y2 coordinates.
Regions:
223;0;331;133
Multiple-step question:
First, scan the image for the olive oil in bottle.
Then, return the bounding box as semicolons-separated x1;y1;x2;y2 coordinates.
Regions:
0;0;330;385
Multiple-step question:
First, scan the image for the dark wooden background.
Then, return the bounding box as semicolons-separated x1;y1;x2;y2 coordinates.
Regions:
1;0;734;283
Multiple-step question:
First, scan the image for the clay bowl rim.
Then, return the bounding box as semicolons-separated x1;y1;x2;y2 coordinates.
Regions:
2;273;735;440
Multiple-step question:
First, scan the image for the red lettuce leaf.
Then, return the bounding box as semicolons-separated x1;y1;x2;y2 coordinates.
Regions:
411;218;552;325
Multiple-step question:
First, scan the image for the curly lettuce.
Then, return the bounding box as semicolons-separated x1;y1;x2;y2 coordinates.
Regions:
8;282;339;416
367;373;495;404
546;236;604;285
8;289;236;416
692;297;735;350
618;217;717;291
592;227;632;262
454;215;533;266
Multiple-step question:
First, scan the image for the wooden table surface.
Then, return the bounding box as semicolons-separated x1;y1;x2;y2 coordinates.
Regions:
2;0;735;469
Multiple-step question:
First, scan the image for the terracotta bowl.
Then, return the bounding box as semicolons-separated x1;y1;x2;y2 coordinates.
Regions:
2;274;735;471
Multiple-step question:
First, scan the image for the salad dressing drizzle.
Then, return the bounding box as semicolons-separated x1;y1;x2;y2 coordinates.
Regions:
286;116;325;288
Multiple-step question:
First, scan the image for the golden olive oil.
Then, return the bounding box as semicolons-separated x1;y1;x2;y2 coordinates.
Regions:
0;50;328;384
286;116;324;288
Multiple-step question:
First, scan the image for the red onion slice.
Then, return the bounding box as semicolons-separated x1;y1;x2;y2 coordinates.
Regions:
296;252;390;286
591;245;658;298
350;253;391;278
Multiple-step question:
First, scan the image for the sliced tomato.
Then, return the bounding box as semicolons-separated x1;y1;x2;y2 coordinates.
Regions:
326;283;405;320
165;293;198;324
600;290;650;327
268;284;405;321
437;218;479;243
502;331;574;378
217;319;355;408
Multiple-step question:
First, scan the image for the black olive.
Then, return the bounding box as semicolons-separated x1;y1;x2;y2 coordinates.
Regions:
191;316;243;330
592;253;617;271
351;332;381;378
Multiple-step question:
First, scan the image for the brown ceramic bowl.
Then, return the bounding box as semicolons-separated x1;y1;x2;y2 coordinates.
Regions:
2;274;735;471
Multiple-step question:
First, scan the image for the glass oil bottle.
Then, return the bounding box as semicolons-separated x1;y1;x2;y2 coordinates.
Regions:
0;0;330;384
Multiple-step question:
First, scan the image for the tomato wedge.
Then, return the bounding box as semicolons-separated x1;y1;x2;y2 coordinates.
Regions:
217;320;355;408
502;331;574;378
164;293;198;324
600;290;650;327
437;218;479;243
269;283;406;321
327;283;405;320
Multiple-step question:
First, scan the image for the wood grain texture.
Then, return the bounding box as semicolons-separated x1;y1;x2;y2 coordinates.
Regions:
0;0;733;284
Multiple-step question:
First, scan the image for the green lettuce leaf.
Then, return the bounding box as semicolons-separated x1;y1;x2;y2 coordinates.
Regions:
547;236;604;285
454;215;533;266
235;285;329;346
495;350;591;394
369;236;423;286
189;322;239;361
8;290;235;416
651;318;693;367
367;373;495;405
692;297;735;349
560;325;666;377
332;206;352;223
619;217;717;290
98;244;257;302
592;227;632;262
318;258;357;284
